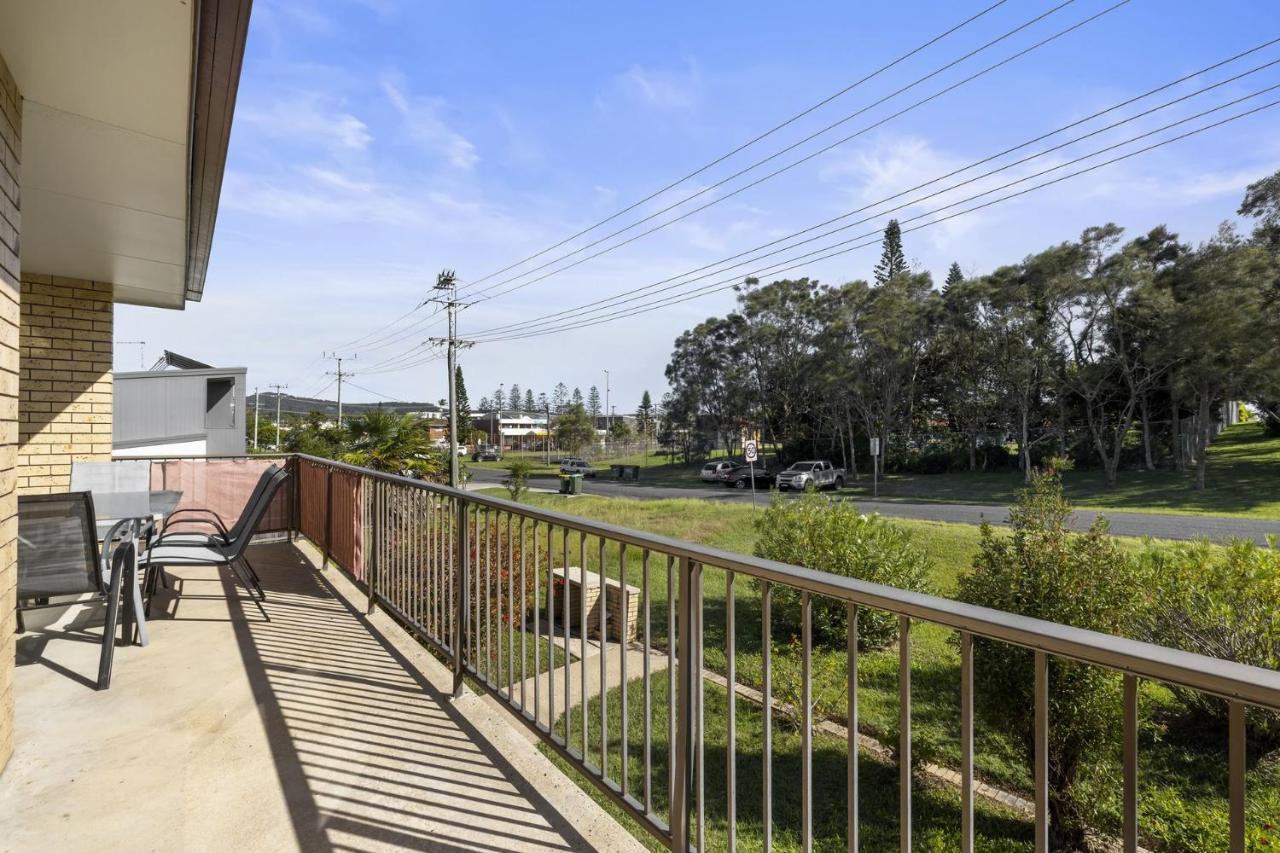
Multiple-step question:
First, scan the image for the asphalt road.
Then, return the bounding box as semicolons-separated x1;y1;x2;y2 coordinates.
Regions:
467;468;1279;544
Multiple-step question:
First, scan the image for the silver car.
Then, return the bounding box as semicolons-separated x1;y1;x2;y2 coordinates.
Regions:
700;461;735;482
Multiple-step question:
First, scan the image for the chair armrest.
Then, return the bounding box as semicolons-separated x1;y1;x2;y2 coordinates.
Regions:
158;511;231;539
165;507;228;526
99;519;138;587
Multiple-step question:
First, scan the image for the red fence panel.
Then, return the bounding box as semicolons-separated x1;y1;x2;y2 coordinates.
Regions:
150;457;293;534
295;458;365;580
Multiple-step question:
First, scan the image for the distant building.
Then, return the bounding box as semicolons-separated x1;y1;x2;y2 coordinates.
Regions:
112;351;247;457
472;411;549;450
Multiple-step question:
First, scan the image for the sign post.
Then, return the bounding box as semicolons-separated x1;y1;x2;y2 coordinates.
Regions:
870;436;880;499
744;439;759;510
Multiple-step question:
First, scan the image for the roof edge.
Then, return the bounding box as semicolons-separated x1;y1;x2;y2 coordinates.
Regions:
184;0;253;305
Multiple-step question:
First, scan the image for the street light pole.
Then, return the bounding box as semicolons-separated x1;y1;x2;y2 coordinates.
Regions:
604;369;610;433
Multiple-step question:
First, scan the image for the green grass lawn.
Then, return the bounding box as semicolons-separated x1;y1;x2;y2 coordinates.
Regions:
841;422;1280;520
493;490;1277;851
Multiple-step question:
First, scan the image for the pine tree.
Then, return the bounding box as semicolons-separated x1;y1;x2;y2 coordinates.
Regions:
586;385;602;418
636;390;655;437
552;383;569;413
571;387;584;408
944;261;964;295
874;219;908;284
492;387;506;413
537;391;549;412
508;383;522;415
450;366;472;446
524;389;536;414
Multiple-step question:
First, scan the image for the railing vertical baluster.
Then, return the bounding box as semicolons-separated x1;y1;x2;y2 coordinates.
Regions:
495;511;504;691
416;491;423;631
323;466;333;569
802;591;813;853
508;513;515;699
520;516;528;714
848;605;859;853
762;580;773;853
1034;650;1049;853
696;561;705;853
475;507;483;677
642;548;653;816
600;536;608;775
671;555;697;853
1230;700;1246;853
563;528;572;747
580;531;588;760
899;615;911;853
452;498;468;696
368;481;380;615
726;570;737;852
620;542;629;798
545;523;554;735
487;507;495;686
960;630;974;853
667;554;676;817
1123;674;1138;853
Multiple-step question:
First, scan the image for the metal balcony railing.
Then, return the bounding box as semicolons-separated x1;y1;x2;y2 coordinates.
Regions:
131;453;1280;852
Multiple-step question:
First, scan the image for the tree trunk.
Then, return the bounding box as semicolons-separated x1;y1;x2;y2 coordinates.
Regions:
1139;395;1154;471
1020;407;1032;484
1171;397;1183;472
845;409;859;479
968;430;977;472
1195;393;1211;491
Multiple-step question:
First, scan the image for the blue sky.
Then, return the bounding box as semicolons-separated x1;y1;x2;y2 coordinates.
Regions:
115;0;1280;410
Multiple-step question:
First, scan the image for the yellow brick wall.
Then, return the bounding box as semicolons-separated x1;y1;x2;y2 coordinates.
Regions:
17;275;113;495
0;48;21;774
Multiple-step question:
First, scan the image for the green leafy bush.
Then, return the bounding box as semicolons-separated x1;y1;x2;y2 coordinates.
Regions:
503;457;534;501
956;472;1145;849
1138;537;1280;742
753;494;930;650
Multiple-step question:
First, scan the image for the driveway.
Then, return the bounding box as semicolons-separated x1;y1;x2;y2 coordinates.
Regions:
466;468;1279;544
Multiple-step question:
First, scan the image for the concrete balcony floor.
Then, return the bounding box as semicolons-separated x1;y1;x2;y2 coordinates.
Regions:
0;541;643;853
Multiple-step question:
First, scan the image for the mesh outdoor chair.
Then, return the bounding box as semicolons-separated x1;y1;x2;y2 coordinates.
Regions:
156;463;280;547
141;467;290;614
16;493;138;690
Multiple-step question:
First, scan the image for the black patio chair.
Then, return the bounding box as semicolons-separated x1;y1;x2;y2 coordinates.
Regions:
140;467;290;615
16;493;138;690
149;464;285;601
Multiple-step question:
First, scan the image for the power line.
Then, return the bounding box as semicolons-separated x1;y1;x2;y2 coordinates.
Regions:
461;0;1117;304
461;0;1014;290
469;96;1280;344
467;51;1280;340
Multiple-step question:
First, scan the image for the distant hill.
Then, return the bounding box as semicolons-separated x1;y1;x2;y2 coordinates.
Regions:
248;392;443;419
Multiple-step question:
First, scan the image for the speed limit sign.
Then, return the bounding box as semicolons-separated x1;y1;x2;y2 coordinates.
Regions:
744;440;758;463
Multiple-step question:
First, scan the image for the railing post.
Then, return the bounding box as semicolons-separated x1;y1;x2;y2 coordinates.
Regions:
289;457;300;542
671;554;698;852
452;496;469;697
323;465;333;570
368;480;380;615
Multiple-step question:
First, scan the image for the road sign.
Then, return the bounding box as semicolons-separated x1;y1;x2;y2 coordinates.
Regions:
744;440;758;463
870;437;880;456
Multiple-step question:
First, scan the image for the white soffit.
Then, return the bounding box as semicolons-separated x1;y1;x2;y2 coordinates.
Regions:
0;0;195;309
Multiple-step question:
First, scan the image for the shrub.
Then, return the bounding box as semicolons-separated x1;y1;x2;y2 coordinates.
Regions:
956;472;1145;849
753;494;930;651
503;457;534;501
1138;537;1280;742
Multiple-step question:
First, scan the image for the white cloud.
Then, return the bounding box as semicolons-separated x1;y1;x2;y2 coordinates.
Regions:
381;74;479;170
239;92;372;152
608;61;702;111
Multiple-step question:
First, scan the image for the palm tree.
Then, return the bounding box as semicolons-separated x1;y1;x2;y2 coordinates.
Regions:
341;410;445;480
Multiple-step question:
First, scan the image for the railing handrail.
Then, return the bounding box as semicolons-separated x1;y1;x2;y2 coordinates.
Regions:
280;453;1280;710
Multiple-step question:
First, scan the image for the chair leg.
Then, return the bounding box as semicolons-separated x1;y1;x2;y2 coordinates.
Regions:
97;556;126;690
228;560;269;621
14;607;23;634
239;554;266;602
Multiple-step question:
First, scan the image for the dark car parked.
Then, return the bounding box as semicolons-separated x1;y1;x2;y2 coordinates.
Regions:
721;463;776;489
472;447;502;462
